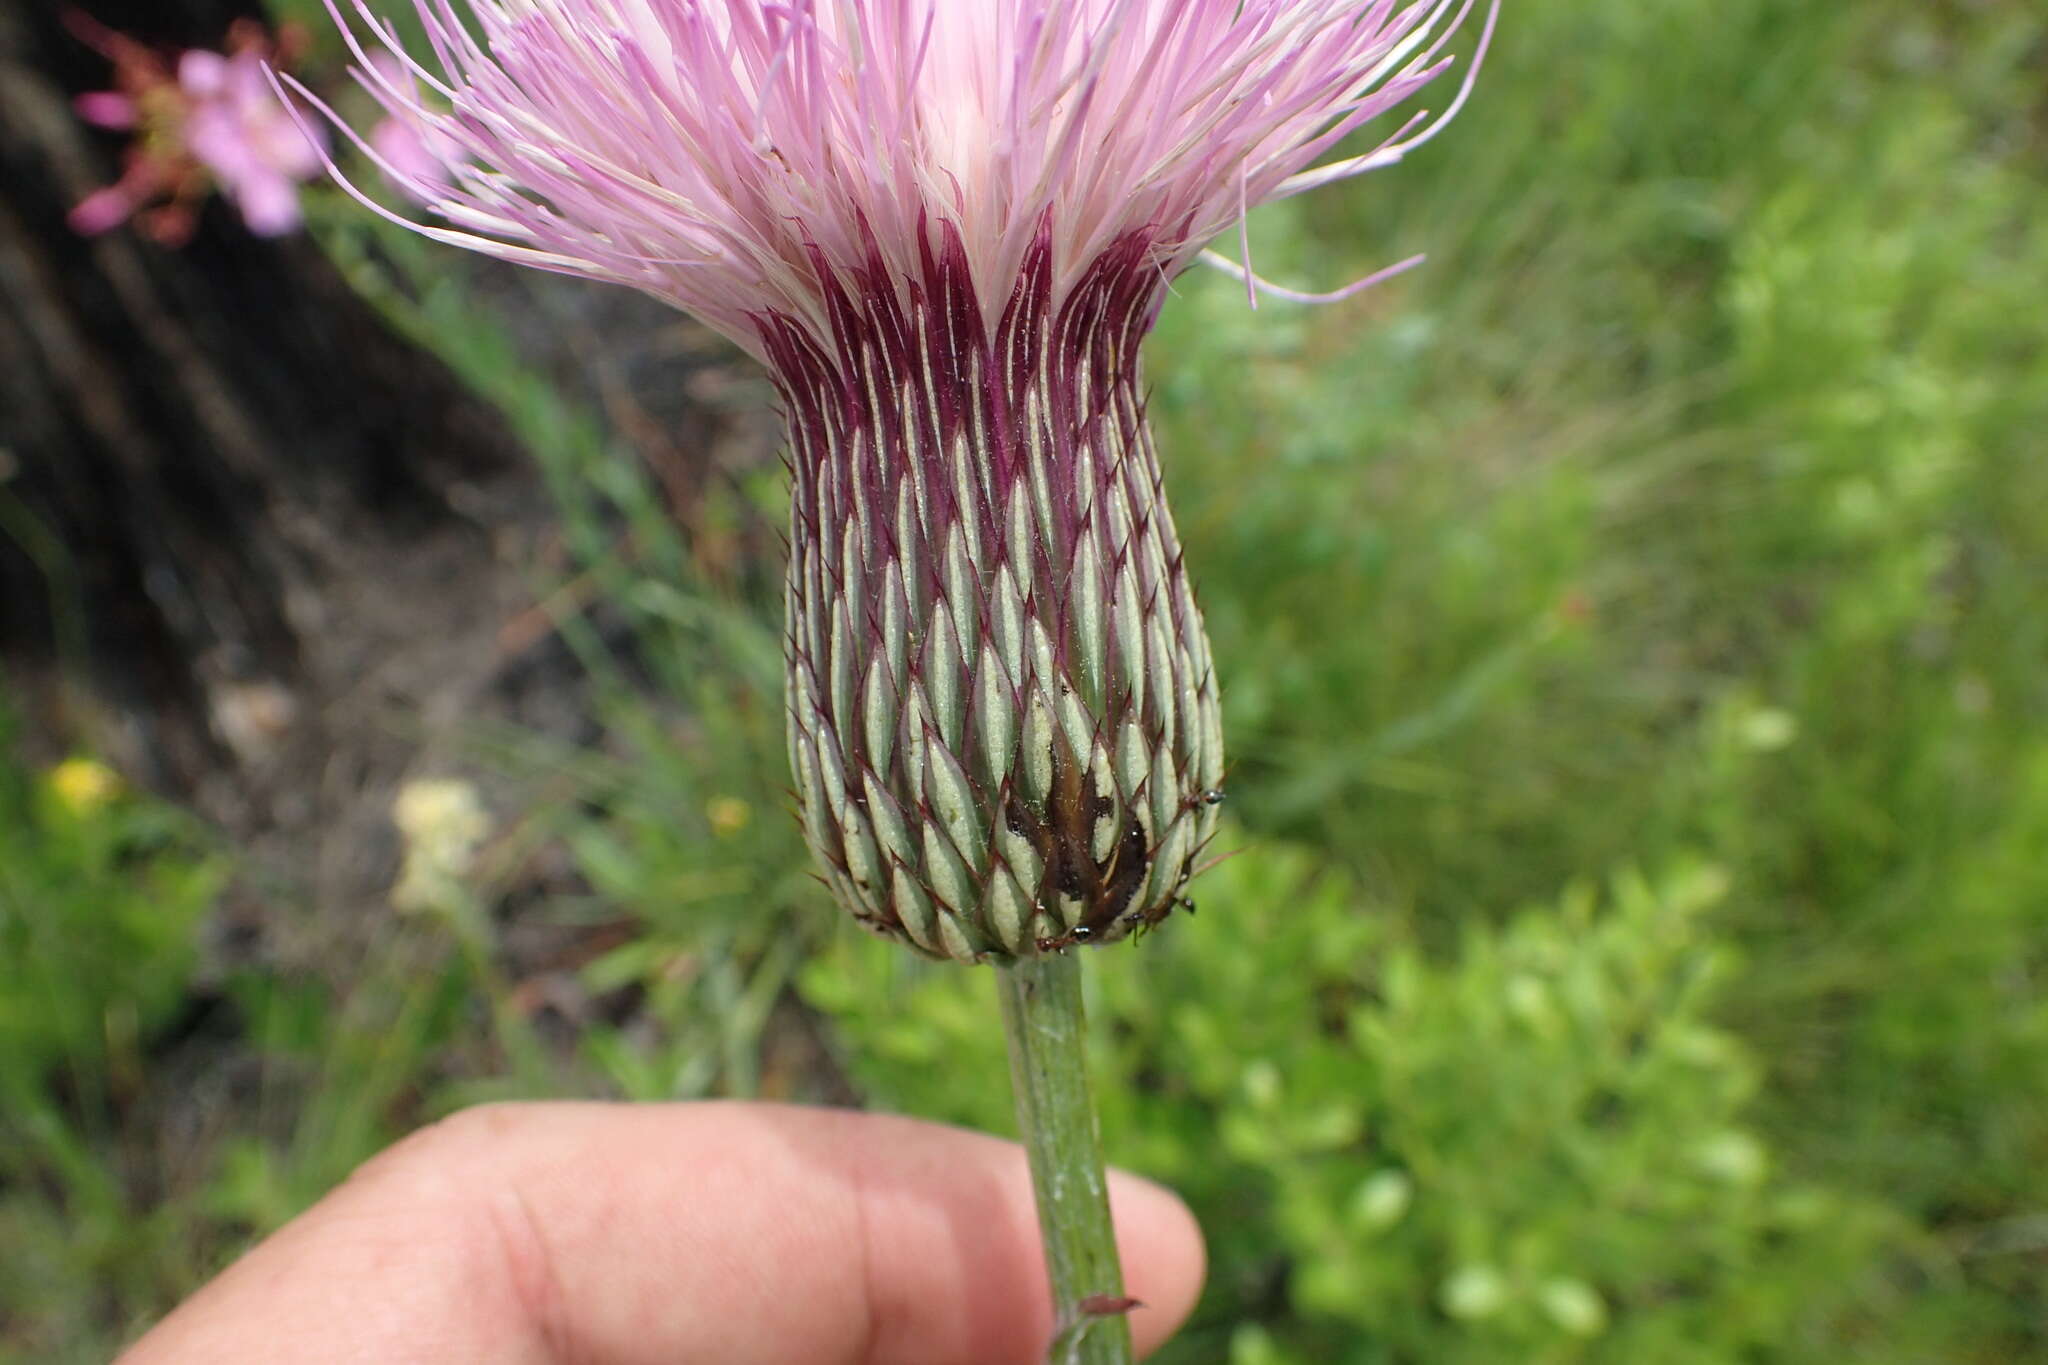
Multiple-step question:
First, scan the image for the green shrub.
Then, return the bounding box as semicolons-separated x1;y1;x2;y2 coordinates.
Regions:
0;730;227;1360
0;744;225;1124
805;839;1913;1362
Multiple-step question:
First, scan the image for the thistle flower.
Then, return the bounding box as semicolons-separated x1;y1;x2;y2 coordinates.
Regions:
309;0;1493;963
364;53;471;202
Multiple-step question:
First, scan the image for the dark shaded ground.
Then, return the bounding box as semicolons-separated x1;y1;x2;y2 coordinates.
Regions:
1;0;793;1000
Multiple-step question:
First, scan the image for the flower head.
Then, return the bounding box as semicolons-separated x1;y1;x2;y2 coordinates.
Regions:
317;0;1491;357
364;53;472;202
45;757;124;818
391;777;493;915
313;0;1493;962
180;44;328;234
67;15;324;243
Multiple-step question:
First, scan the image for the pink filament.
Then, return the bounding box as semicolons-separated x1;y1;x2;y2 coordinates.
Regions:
307;0;1497;358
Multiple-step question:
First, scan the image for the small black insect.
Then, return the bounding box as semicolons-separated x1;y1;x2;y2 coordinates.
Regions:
1034;923;1097;954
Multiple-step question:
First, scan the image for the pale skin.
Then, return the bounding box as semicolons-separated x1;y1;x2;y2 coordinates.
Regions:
118;1102;1206;1364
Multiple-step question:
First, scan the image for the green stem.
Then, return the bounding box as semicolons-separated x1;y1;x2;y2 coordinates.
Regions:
996;951;1134;1365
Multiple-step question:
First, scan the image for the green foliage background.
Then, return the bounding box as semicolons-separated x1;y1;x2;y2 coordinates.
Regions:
5;1;2044;1360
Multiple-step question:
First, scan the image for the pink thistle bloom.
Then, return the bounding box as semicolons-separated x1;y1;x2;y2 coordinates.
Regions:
311;0;1495;962
363;54;471;202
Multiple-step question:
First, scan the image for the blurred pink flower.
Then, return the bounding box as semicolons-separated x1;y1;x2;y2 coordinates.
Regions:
72;90;137;129
66;15;324;242
179;46;326;234
68;181;148;235
362;54;468;203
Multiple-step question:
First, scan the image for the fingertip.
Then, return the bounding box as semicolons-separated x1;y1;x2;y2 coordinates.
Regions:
1106;1169;1206;1357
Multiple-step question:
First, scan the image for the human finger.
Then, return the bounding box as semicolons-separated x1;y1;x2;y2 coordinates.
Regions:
118;1100;1205;1364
